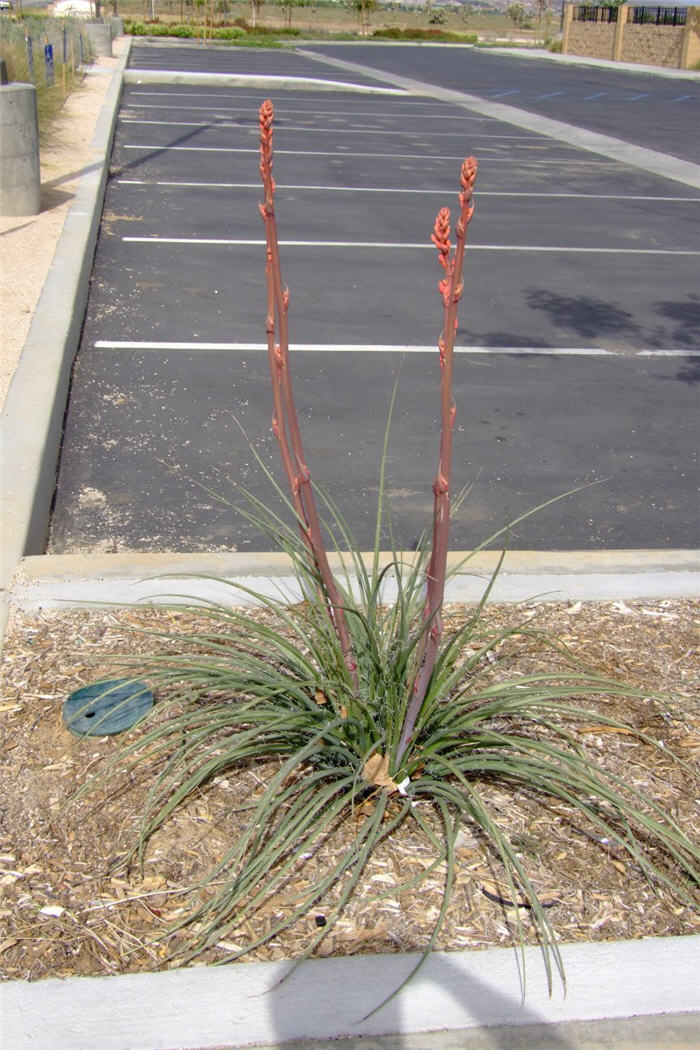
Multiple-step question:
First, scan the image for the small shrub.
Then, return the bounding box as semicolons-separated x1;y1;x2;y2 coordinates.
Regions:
227;19;299;35
124;22;248;39
372;27;475;42
211;25;247;39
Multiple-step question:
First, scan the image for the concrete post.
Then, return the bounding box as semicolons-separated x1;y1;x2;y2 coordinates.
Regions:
0;83;41;217
561;3;573;55
680;9;700;69
85;21;113;57
613;4;629;62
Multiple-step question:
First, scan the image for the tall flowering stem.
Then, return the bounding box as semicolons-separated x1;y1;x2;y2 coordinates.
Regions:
396;156;478;767
258;100;358;690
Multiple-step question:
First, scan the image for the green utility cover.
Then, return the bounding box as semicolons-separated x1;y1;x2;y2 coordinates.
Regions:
63;679;154;736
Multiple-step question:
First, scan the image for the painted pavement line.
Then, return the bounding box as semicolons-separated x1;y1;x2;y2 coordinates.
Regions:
119;118;541;141
92;341;699;357
121;236;700;256
124;93;464;113
297;49;700;190
119;144;596;163
122;102;493;122
115;179;700;203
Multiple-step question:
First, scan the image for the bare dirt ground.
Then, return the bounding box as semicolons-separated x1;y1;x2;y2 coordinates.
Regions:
0;598;697;982
0;38;125;411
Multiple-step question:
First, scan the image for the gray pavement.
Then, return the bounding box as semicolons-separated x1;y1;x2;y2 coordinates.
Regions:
47;42;700;556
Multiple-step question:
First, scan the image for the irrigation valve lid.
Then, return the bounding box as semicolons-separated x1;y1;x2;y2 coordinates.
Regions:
63;679;154;736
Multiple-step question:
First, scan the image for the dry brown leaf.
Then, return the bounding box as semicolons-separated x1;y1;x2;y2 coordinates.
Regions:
362;752;399;793
314;690;327;706
577;726;645;736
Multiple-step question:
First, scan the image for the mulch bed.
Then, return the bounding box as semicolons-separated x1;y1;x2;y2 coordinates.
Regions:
1;598;698;982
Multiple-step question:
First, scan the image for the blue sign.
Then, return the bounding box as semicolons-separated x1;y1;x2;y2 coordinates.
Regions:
44;42;54;86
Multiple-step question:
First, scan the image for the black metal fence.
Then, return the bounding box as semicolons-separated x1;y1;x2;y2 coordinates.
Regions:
630;6;688;25
573;5;619;22
573;4;689;25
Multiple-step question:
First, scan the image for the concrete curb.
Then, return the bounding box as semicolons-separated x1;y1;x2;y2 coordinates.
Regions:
1;936;699;1050
0;39;132;645
8;549;700;612
123;69;409;94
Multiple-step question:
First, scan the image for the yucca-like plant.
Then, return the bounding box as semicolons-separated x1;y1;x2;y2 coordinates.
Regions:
76;101;699;1000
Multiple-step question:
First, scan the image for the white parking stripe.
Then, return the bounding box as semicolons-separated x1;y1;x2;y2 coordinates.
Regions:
119;118;541;141
93;341;699;357
119;144;608;164
115;178;700;203
124;93;477;114
121;236;700;255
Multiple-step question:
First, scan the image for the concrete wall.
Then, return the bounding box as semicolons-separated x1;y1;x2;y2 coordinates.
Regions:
562;4;700;69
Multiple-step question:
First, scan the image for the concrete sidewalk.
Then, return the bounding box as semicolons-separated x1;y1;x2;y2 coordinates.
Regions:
236;1012;700;1049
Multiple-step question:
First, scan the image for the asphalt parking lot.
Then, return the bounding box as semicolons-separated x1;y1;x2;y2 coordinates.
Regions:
47;43;700;556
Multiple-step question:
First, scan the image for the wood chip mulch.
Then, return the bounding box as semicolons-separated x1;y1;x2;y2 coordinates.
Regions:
1;598;698;983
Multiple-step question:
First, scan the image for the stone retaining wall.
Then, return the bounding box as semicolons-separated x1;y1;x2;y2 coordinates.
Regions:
562;4;700;69
621;22;683;66
567;20;617;60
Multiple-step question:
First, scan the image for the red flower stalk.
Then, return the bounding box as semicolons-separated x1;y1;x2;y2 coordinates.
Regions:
258;100;358;689
396;156;478;767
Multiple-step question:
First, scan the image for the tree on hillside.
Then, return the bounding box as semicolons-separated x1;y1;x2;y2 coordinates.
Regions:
351;0;376;36
277;0;294;27
506;2;532;29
